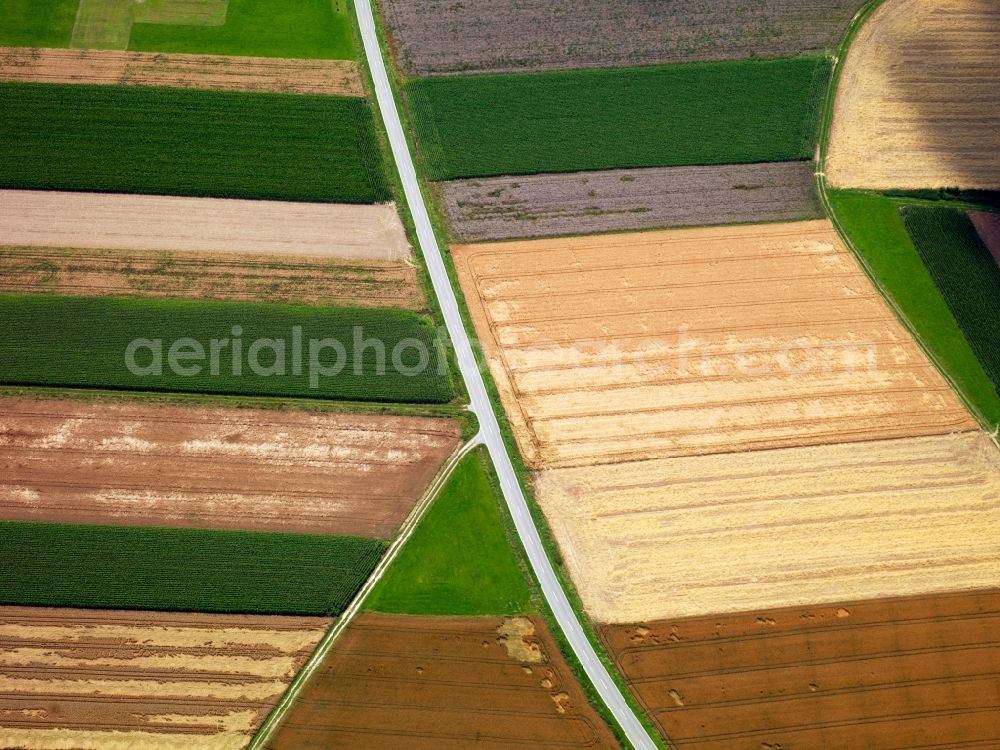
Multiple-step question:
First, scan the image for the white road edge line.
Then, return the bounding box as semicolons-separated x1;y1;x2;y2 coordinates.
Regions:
352;1;659;747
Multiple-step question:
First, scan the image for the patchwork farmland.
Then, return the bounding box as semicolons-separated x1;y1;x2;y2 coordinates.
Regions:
0;606;329;750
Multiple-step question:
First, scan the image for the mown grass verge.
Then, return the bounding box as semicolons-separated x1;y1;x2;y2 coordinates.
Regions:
0;82;389;203
0;521;385;614
407;56;831;180
0;294;454;403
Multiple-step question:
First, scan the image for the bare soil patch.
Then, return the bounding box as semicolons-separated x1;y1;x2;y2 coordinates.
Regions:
600;589;1000;749
0;246;424;309
0;46;364;96
0;397;460;538
827;0;1000;189
536;431;1000;623
441;162;822;241
0;605;328;750
453;220;975;469
970;211;1000;265
381;0;865;75
0;190;411;261
267;613;618;749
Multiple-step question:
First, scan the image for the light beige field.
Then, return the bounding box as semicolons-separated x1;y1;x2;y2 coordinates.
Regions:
536;431;1000;623
826;0;1000;189
454;220;975;468
0;605;328;750
0;190;410;260
0;46;364;96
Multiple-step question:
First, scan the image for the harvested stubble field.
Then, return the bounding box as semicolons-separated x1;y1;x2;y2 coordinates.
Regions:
0;190;410;261
826;0;1000;190
0;605;329;750
972;210;1000;263
0;397;459;538
267;614;618;749
600;589;1000;750
453;220;975;468
441;162;822;242
536;431;1000;623
381;0;865;75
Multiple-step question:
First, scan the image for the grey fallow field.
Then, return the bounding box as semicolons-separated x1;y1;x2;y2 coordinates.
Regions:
440;162;823;241
380;0;868;75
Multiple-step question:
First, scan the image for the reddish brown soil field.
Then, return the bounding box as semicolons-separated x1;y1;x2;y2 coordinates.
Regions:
971;211;1000;265
0;397;460;538
267;614;618;749
600;589;1000;749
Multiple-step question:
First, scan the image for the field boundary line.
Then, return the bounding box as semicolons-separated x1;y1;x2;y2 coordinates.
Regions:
246;433;483;749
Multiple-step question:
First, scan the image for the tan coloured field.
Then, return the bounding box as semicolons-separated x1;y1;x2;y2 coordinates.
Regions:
0;606;328;750
826;0;1000;189
535;431;1000;623
454;220;975;468
0;46;364;96
0;190;410;261
0;246;424;309
0;397;460;538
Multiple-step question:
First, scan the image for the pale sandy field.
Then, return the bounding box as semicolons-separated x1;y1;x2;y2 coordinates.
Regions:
0;47;364;96
536;431;1000;623
0;190;410;260
826;0;1000;189
454;220;975;468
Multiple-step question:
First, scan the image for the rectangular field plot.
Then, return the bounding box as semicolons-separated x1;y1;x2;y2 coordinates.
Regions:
0;83;389;203
454;220;975;468
0;606;328;750
536;432;1000;623
600;589;1000;750
266;614;618;749
0;397;459;538
441;162;822;241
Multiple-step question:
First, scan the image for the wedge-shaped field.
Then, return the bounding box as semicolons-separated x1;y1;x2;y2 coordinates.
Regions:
0;47;364;95
0;190;409;260
0;606;328;750
600;589;1000;750
536;432;1000;623
972;210;1000;264
267;614;618;749
827;0;1000;189
0;397;459;538
441;162;822;241
454;220;975;468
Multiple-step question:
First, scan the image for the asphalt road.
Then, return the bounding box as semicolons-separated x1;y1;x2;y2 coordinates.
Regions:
354;2;659;748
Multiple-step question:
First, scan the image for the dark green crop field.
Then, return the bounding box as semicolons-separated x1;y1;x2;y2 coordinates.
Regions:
408;57;831;180
0;295;454;403
0;521;385;615
0;82;389;203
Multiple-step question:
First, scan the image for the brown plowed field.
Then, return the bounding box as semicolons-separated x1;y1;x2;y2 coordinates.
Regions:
0;190;411;261
0;605;329;750
599;589;1000;750
536;432;1000;623
0;46;364;96
0;397;460;538
971;211;1000;265
453;220;975;469
827;0;1000;189
0;246;424;309
267;614;618;749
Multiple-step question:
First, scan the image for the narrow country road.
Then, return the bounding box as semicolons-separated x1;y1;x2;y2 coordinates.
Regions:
354;2;659;748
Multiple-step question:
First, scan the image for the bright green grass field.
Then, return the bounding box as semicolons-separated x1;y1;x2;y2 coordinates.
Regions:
829;190;1000;426
366;450;534;616
0;0;78;47
0;294;454;404
0;82;389;203
408;56;831;180
0;521;385;615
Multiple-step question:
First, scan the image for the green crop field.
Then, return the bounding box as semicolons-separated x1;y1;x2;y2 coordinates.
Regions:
0;0;78;47
0;82;389;203
900;205;1000;395
0;294;454;403
408;57;831;180
829;190;1000;425
366;450;534;616
0;521;385;614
